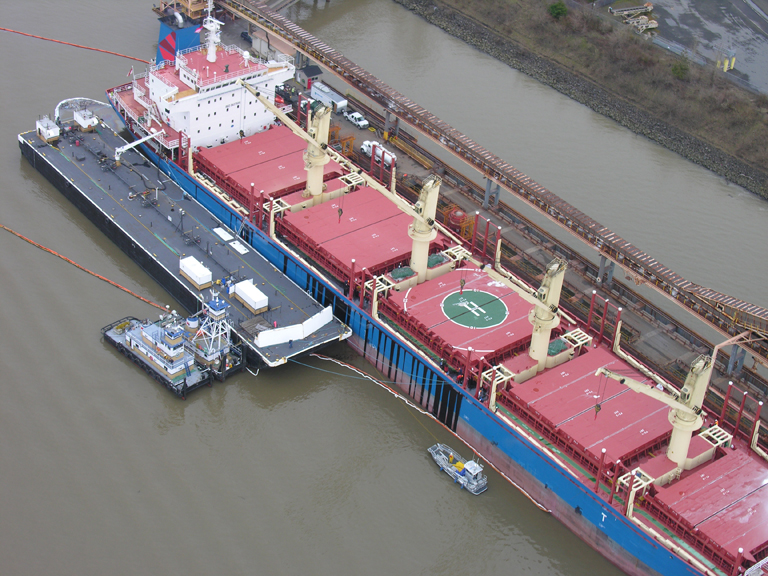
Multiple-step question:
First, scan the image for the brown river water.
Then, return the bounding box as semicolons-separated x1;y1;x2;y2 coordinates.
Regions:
0;1;764;574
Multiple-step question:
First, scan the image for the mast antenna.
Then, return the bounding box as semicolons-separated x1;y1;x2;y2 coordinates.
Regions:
203;0;223;63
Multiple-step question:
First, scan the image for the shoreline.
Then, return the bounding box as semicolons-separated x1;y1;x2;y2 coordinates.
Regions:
391;0;768;199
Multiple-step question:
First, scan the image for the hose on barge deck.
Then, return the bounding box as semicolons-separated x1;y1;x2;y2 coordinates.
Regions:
0;27;149;63
0;224;166;311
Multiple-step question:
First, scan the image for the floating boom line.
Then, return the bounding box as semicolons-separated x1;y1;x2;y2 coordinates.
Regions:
0;27;149;63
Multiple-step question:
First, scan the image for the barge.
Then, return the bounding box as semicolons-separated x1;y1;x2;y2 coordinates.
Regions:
19;111;350;383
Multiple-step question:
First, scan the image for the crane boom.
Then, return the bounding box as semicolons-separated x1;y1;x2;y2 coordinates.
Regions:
594;367;698;416
595;361;711;469
115;129;165;165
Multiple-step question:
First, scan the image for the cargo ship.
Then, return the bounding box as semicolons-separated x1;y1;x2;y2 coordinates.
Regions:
86;3;768;575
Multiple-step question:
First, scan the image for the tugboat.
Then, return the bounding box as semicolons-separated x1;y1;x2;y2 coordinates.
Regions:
428;443;488;495
102;293;243;398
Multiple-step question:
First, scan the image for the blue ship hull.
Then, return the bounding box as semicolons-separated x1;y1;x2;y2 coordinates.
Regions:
109;99;705;576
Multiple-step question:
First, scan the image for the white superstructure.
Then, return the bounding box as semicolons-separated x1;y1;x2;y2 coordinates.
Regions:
111;7;294;155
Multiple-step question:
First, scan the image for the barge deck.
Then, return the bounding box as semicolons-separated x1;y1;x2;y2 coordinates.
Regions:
19;119;351;370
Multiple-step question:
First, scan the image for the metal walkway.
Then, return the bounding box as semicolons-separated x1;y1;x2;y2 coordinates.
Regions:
217;0;768;365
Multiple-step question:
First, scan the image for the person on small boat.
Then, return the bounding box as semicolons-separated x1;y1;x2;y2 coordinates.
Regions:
448;453;466;475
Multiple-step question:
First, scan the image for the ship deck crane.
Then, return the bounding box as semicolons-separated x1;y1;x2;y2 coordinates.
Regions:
234;79;443;233
114;129;165;167
529;258;567;372
234;81;574;314
595;354;714;469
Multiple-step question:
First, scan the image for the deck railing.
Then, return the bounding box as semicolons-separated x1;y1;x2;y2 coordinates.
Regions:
177;44;270;88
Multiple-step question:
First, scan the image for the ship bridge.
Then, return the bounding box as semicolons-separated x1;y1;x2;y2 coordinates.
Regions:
215;0;768;368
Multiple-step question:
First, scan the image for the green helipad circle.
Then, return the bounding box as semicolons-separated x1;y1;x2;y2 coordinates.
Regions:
441;290;508;329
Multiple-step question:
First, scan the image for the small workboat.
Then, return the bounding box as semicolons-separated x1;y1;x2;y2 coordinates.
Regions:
428;443;488;495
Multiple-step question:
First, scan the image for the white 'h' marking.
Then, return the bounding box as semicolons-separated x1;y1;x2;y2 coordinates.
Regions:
459;301;486;317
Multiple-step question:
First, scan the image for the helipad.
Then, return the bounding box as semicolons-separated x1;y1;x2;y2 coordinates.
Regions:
441;290;509;329
386;266;535;359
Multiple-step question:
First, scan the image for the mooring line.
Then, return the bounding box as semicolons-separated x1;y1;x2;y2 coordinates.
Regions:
309;353;551;512
0;223;165;311
0;27;149;63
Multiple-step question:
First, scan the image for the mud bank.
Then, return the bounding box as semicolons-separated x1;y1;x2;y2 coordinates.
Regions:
392;0;768;199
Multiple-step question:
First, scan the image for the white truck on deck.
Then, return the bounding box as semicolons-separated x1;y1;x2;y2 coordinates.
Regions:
360;140;396;167
343;110;369;129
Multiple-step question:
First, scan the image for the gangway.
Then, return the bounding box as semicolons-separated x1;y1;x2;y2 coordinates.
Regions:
215;0;768;368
